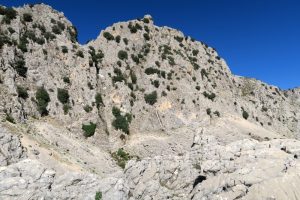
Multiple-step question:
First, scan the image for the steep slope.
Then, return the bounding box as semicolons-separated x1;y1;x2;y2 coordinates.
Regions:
0;3;300;200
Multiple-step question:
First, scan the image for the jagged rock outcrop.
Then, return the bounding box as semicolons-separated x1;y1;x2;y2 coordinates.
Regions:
0;3;300;200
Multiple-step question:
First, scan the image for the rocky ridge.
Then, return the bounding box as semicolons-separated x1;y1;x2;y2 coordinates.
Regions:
0;3;300;199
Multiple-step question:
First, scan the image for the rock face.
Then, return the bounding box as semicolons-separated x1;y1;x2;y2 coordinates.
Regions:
0;3;300;200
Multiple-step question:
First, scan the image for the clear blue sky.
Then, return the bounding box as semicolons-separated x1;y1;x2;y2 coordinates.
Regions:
2;0;300;89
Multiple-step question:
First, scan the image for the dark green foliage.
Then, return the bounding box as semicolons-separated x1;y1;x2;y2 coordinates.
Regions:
61;46;68;53
82;122;97;137
152;80;159;88
118;50;128;60
112;107;132;134
168;56;175;66
44;32;56;41
115;35;121;43
57;21;65;31
5;113;15;124
17;86;28;99
83;105;92;113
192;49;199;56
144;91;157;105
195;86;200;91
76;50;84;58
143;18;150;23
214;111;220;117
95;93;103;108
123;38;128;45
63;76;70;84
57;88;69;104
12;57;27;78
52;25;62;34
0;7;17;24
111;148;132;169
144;67;160;75
95;192;102;200
174;36;183;43
201;69;209;79
128;22;142;33
206;108;211;116
63;104;71;115
103;31;114;41
23;13;33;22
242;110;249;120
203;91;216;101
18;35;28;52
143;33;150;41
131;54;139;64
0;33;12;49
36;87;50;116
112;68;126;83
88;46;104;67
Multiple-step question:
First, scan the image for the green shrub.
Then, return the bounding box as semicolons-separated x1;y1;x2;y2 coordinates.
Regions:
195;86;200;91
83;105;92;112
61;46;68;53
123;38;128;45
23;13;33;22
0;7;17;24
82;122;97;137
7;27;15;34
143;18;150;23
95;93;103;108
5;113;15;124
206;108;211;116
174;36;183;43
0;33;12;49
63;104;71;115
112;107;132;134
36;87;50;116
214;111;220;117
115;35;121;43
52;25;62;34
152;80;159;88
201;69;209;79
112;68;126;83
192;49;199;56
17;86;28;99
76;50;84;58
168;56;175;66
57;88;69;104
242;110;249;120
111;148;132;169
95;192;102;200
103;31;114;41
57;21;65;31
144;67;160;75
12;58;27;78
131;54;139;64
203;91;216;101
118;50;128;60
144;91;157;105
143;33;150;40
63;76;70;84
44;32;56;41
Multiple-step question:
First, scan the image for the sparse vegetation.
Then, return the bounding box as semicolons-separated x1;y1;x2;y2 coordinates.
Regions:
111;148;132;169
83;105;92;113
76;50;84;58
0;7;17;24
242;110;249;120
61;46;68;54
63;76;70;84
82;122;97;137
5;113;15;124
11;57;27;78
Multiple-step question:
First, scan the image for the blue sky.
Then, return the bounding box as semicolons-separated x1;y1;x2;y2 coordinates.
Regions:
2;0;300;89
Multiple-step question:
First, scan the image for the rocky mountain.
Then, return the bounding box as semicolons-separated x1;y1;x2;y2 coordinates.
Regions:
0;3;300;200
